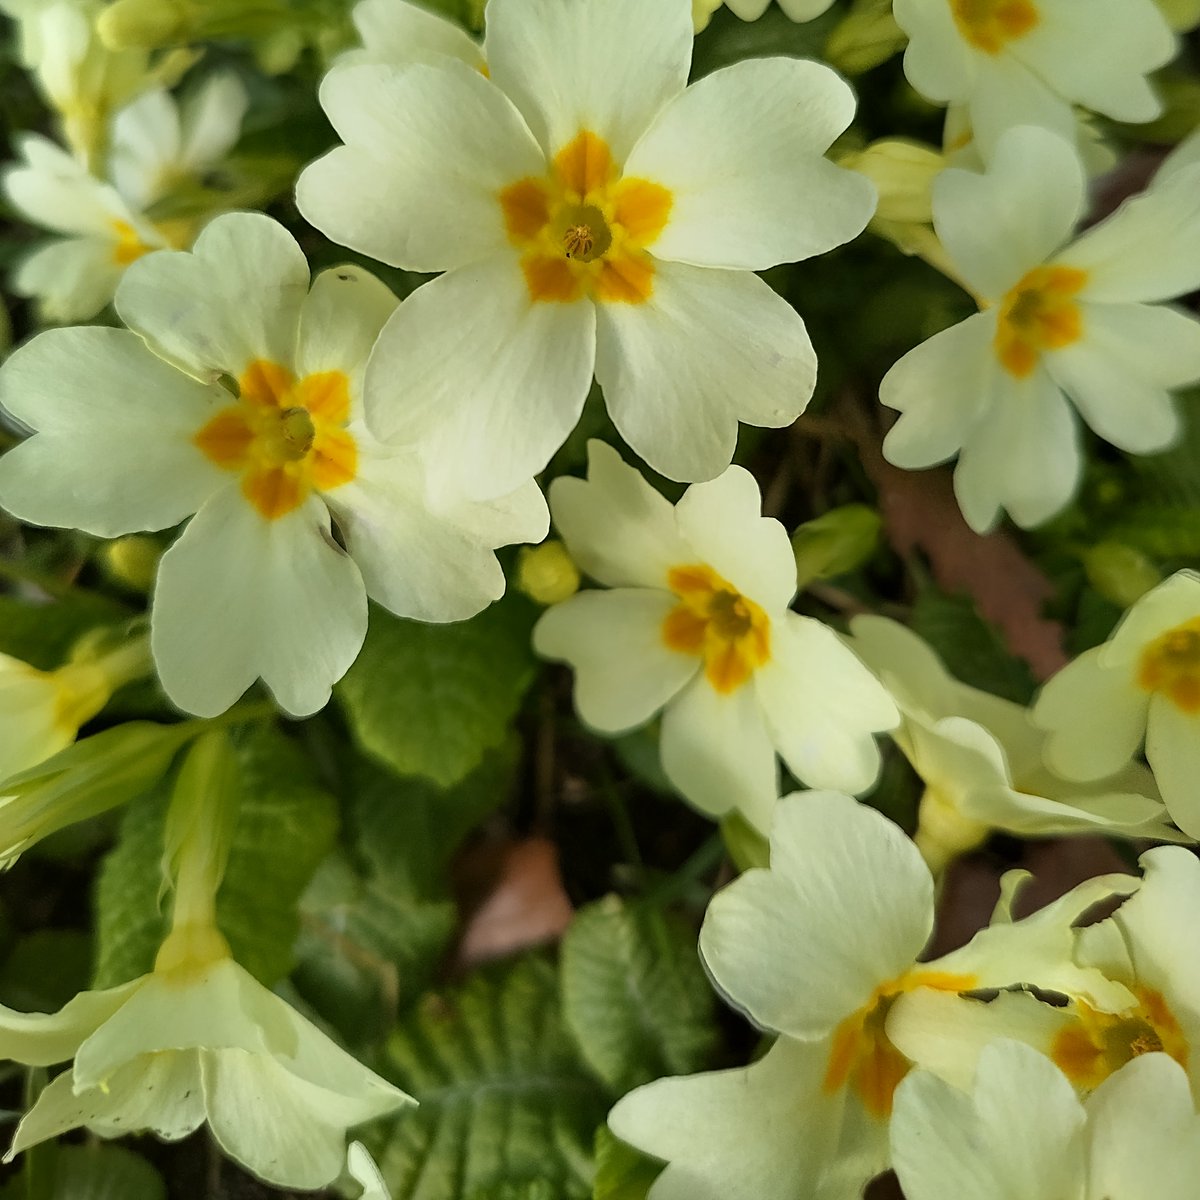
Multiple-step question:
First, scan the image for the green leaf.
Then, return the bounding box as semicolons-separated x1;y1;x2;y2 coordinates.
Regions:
911;588;1037;704
337;597;538;788
47;1144;165;1200
93;724;337;987
1107;503;1200;560
377;956;609;1200
560;896;718;1094
593;1127;663;1200
0;594;130;671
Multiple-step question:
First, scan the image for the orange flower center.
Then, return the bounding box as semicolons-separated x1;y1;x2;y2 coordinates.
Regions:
661;564;771;695
823;970;977;1119
949;0;1039;53
498;129;672;306
1137;617;1200;714
1051;986;1189;1090
193;360;357;520
993;264;1088;378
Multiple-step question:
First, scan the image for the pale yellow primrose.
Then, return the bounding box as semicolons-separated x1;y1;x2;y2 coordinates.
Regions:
0;732;411;1189
881;125;1200;533
1034;570;1200;840
848;615;1182;873
297;0;876;501
893;0;1174;164
0;212;547;719
533;442;898;832
608;793;1136;1200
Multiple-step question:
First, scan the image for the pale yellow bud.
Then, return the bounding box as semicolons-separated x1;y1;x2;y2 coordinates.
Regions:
103;535;162;592
842;138;943;225
1085;542;1162;610
692;0;725;31
914;784;990;876
1156;0;1200;32
98;0;191;50
791;503;882;589
825;0;907;74
517;541;581;606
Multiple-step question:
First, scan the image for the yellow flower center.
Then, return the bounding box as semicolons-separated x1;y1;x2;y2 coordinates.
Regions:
1137;617;1200;713
1050;986;1189;1090
823;970;977;1118
993;264;1088;378
661;564;771;694
949;0;1039;53
109;216;193;266
498;129;673;306
193;360;357;520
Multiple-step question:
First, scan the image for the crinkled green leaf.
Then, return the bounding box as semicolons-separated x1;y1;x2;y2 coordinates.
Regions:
561;896;717;1094
593;1127;663;1200
337;597;538;788
293;740;519;1043
911;587;1036;704
93;724;337;987
377;956;609;1200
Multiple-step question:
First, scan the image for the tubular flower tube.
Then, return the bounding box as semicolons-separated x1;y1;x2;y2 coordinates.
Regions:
0;211;548;718
296;0;876;500
880;125;1200;533
532;441;899;832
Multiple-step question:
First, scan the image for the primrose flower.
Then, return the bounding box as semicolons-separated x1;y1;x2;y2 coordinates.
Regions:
608;793;1133;1198
532;442;898;831
889;844;1200;1105
1033;571;1200;839
0;636;151;783
0;731;412;1189
0;212;547;718
893;0;1174;163
891;1042;1200;1200
849;615;1180;872
297;0;875;500
881;125;1200;533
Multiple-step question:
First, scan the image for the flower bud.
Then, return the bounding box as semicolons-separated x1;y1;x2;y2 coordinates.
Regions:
517;541;581;606
1085;542;1162;610
791;504;882;589
97;0;191;49
102;535;162;592
1156;0;1200;31
825;0;908;74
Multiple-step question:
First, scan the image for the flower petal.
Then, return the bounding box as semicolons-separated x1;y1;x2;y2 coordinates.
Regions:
1033;646;1148;782
952;369;1080;533
365;257;597;501
625;57;873;271
607;1037;842;1200
881;310;1000;469
1046;302;1200;453
595;262;815;483
298;62;543;272
11;236;124;324
116;212;311;380
350;0;485;69
754;615;898;794
700;792;933;1037
294;265;399;390
966;56;1078;166
548;440;692;589
533;588;697;732
1145;696;1200;839
673;467;796;612
0;979;143;1068
893;0;976;105
659;672;779;831
109;88;182;209
1057;164;1200;304
151;488;367;718
0;327;226;536
484;0;691;163
178;72;249;172
933;126;1085;301
327;440;543;623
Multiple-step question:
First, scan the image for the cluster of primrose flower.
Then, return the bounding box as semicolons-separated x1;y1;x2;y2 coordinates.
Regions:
2;0;1200;1194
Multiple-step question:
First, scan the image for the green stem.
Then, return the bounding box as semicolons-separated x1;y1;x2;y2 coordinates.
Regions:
644;834;725;908
599;762;644;876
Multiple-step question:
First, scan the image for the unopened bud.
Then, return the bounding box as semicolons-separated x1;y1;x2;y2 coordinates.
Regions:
104;535;162;592
1156;0;1200;31
792;504;882;589
842;138;943;225
517;541;580;606
98;0;191;49
825;0;907;74
1085;542;1162;609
